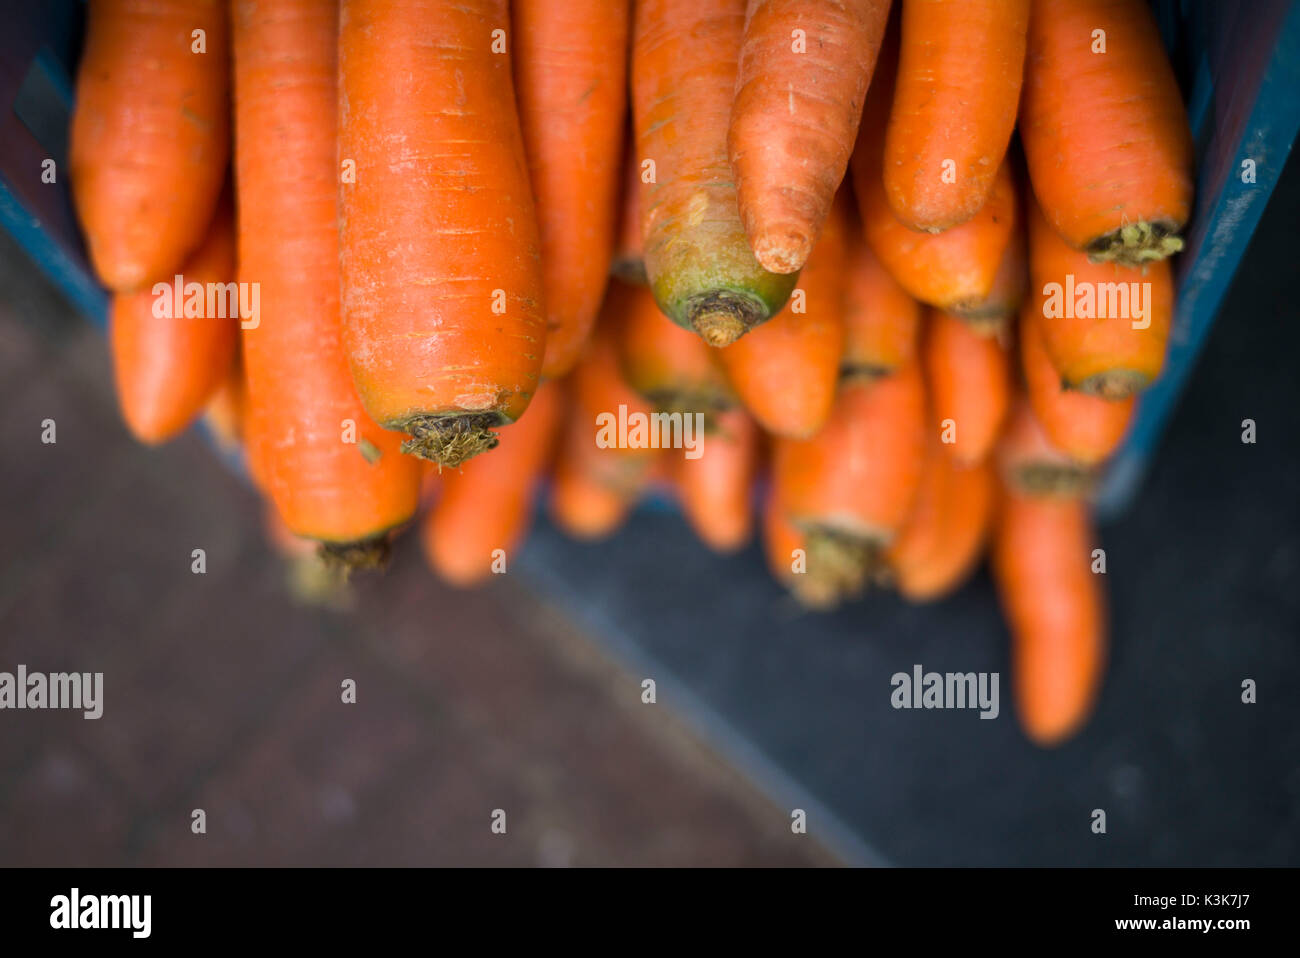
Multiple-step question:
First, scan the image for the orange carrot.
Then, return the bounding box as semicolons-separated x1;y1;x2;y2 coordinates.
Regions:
996;396;1095;497
619;280;736;417
515;0;629;379
884;0;1029;232
550;311;662;540
236;0;420;564
886;438;995;601
852;48;1018;310
70;0;230;291
673;408;759;552
110;202;237;445
923;308;1011;465
761;484;841;610
1020;0;1193;265
715;197;848;438
632;0;798;346
772;360;926;602
841;228;922;381
339;0;545;466
422;380;564;587
951;224;1027;333
1027;196;1173;399
1020;304;1134;466
550;437;640;541
729;0;892;273
993;485;1107;745
610;134;648;285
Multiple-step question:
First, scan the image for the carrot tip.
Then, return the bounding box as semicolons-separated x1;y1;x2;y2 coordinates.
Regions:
1077;369;1150;401
399;414;502;468
688;290;765;347
949;310;1012;339
318;536;392;575
1008;463;1096;499
1086;221;1184;267
610;256;648;286
788;528;884;610
284;554;355;610
752;228;813;275
838;362;894;385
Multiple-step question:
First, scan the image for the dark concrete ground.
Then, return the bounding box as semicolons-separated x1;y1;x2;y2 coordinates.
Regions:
0;227;833;867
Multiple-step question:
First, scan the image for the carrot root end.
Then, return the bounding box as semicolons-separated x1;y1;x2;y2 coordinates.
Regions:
687;290;765;347
399;413;502;468
317;536;392;575
1077;369;1150;401
1009;463;1096;499
1086;221;1184;267
788;528;884;610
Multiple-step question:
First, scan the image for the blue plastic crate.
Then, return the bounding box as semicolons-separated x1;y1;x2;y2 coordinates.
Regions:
2;0;1298;514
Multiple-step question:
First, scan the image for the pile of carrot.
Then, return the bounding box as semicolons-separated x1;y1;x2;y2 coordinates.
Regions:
70;0;1191;746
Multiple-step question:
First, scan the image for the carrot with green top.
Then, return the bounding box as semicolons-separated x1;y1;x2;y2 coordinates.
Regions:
716;196;849;438
632;0;798;346
1027;196;1172;399
1020;0;1193;265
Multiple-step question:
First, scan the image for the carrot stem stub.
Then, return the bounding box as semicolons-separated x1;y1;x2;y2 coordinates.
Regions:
632;0;797;347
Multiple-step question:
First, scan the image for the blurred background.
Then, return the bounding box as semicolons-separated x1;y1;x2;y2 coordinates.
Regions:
1;0;1298;867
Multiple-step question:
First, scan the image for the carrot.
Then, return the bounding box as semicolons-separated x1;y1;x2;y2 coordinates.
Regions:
852;47;1018;311
514;0;629;379
761;485;841;610
884;0;1029;232
923;308;1011;465
1020;0;1193;266
109;201;237;445
619;280;736;418
772;360;926;602
552;292;664;532
1020;304;1134;466
673;408;759;552
715;196;848;438
951;224;1026;334
550;438;640;541
202;341;246;454
886;438;995;601
236;0;420;566
70;0;230;291
996;396;1095;497
841;229;922;382
422;380;563;587
339;0;545;466
729;0;892;273
610;134;648;285
993;485;1107;745
1027;196;1173;399
632;0;798;346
